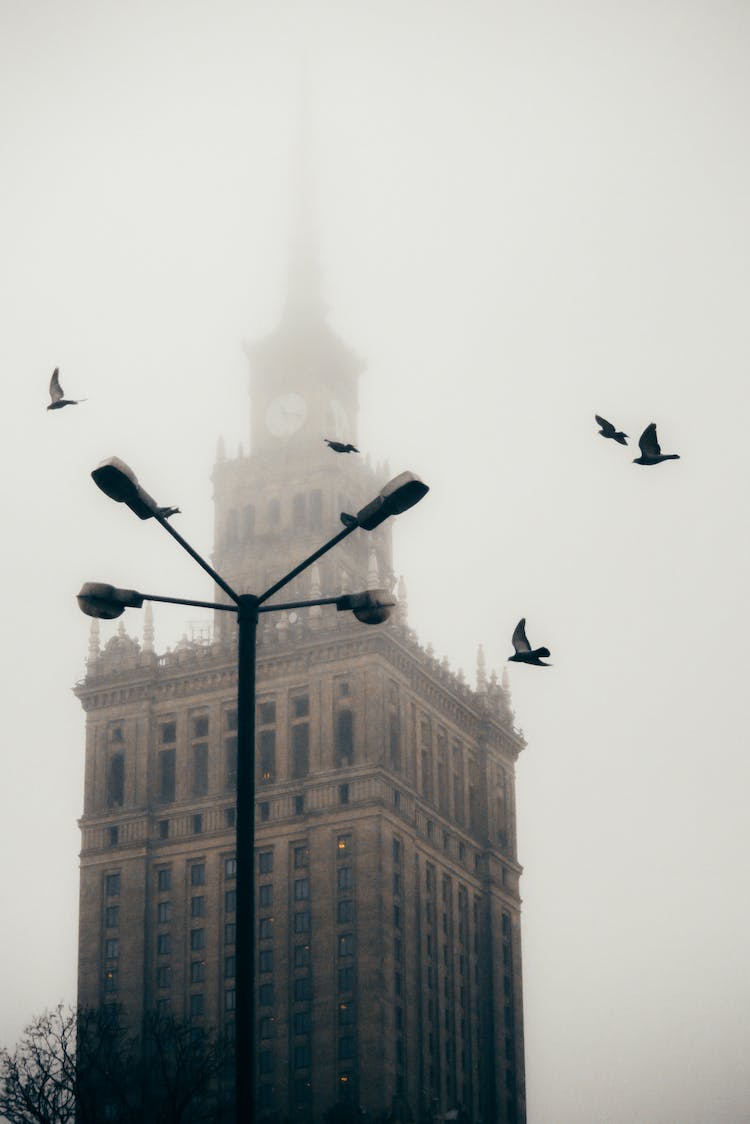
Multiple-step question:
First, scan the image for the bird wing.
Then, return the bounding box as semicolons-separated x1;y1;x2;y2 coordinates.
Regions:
49;367;63;402
638;423;661;458
511;618;531;653
595;414;615;436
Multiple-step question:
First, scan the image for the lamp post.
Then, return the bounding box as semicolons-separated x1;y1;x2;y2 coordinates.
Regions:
80;459;428;1124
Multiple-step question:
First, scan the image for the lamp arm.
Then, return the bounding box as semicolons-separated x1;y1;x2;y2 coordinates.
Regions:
257;523;357;606
154;514;240;604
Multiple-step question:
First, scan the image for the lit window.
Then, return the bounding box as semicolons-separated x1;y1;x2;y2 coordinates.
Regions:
337;834;351;852
339;1001;355;1025
104;968;118;993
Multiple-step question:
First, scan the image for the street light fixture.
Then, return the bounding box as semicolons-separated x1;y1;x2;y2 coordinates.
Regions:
82;457;427;1124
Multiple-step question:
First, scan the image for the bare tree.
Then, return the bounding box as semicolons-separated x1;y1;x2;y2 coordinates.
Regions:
0;1005;233;1124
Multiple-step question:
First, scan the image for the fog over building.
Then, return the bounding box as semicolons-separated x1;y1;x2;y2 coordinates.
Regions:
75;180;529;1124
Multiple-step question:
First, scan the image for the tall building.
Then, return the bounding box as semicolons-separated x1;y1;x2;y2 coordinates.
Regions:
76;215;528;1124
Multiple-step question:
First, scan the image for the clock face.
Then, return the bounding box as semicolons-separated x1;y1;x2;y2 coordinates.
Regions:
329;398;351;440
265;393;307;437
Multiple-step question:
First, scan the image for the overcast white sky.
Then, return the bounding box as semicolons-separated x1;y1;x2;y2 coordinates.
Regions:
2;2;749;1121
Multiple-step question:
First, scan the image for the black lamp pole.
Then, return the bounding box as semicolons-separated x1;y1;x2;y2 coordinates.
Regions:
83;459;428;1124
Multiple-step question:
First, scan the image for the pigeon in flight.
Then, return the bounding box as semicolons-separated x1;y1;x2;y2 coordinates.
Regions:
632;423;680;466
47;367;86;410
508;618;551;666
595;414;628;445
325;438;359;454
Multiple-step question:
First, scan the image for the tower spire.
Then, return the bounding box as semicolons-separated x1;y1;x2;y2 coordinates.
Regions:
283;70;325;325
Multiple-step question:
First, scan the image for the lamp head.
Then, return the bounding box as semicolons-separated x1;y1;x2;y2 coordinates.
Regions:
336;589;395;625
77;582;144;620
91;457;160;520
355;472;429;531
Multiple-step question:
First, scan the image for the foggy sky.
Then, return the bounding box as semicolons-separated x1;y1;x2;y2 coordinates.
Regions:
2;2;749;1121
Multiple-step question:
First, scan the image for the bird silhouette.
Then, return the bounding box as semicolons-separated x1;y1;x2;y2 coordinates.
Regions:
325;438;359;454
508;619;551;666
632;423;680;466
47;367;86;410
595;414;628;445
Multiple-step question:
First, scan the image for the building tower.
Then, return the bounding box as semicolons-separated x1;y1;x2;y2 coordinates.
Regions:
76;195;527;1124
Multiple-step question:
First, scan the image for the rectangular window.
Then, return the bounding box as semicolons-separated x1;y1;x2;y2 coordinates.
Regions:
190;929;205;951
158;901;172;924
105;939;119;959
259;950;273;973
259;1017;273;1039
394;937;402;962
292;695;309;719
225;806;236;827
225;988;237;1011
157;966;170;988
258;851;273;874
338;933;354;957
338;966;355;992
158;749;176;803
294;1042;310;1068
260;1048;273;1074
335;709;354;766
157;934;171;956
259;884;273;907
339;1035;355;1059
259;918;273;939
105;873;120;897
258;701;276;725
190;961;205;984
294;795;304;815
225;857;237;879
225;956;236;979
294;944;310;968
160;721;176;744
393;838;402;865
337;866;353;892
294;845;309;868
259;729;275;782
191;896;206;918
158;819;169;840
191;864;205;886
393;904;401;929
190;994;204;1018
294;976;311;1002
104;968;118;993
337;899;354;924
339;783;349;804
105;906;119;928
294;1010;310;1035
294;878;310;901
259;983;274;1006
107;754;125;808
225;708;238;732
192;715;209;739
259;802;269;821
337;834;351;853
291;724;309;778
192;814;203;835
225;890;236;913
192;744;208;797
339;1001;355;1025
225;923;236;945
294;912;311;934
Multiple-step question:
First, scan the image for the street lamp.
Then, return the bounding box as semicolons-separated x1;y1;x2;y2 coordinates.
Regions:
81;457;428;1124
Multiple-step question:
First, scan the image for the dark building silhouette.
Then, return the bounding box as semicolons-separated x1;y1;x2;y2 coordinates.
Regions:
76;210;528;1124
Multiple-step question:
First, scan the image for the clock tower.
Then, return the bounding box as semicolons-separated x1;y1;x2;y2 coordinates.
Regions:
211;217;394;624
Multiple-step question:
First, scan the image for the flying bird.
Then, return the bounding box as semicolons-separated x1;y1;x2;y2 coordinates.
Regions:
595;414;628;445
632;423;680;466
325;438;359;454
508;618;551;667
47;367;86;410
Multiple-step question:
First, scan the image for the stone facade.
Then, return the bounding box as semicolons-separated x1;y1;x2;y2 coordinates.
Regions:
75;243;528;1124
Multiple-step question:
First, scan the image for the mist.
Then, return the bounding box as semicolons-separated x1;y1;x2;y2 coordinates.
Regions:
1;2;749;1121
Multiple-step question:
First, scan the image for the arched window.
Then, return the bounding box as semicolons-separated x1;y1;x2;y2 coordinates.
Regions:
107;753;125;808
